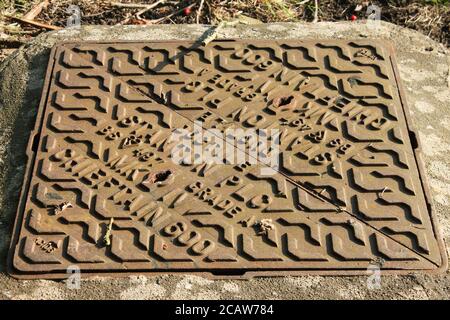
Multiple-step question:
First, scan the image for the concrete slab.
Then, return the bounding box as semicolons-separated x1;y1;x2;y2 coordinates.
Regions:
0;21;449;299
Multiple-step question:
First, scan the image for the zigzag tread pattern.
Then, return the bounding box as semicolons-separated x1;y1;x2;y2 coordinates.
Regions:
8;40;445;278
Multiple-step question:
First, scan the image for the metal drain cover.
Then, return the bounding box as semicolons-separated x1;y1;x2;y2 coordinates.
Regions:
8;40;446;279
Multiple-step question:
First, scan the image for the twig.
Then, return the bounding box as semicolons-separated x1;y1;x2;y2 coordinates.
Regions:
49;201;73;215
313;0;319;23
83;9;115;18
201;20;239;45
135;0;166;18
197;0;205;24
4;14;62;31
119;0;166;24
110;2;154;9
0;26;39;35
147;2;197;24
0;39;25;48
23;0;49;20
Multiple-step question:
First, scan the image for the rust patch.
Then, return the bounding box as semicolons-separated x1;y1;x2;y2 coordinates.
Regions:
7;40;447;279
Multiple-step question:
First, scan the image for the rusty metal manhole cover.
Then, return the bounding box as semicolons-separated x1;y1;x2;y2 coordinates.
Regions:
8;40;447;279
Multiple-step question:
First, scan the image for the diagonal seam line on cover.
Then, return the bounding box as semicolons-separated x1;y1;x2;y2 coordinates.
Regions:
65;43;440;269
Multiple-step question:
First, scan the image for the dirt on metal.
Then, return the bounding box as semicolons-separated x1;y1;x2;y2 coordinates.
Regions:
6;39;447;279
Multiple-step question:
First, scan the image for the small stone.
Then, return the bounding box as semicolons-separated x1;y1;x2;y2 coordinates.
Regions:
254;219;275;235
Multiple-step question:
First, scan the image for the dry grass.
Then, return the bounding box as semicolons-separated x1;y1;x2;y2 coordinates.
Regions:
0;0;449;63
36;1;450;46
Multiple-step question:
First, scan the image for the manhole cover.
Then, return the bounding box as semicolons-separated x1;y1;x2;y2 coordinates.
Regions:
8;40;446;279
